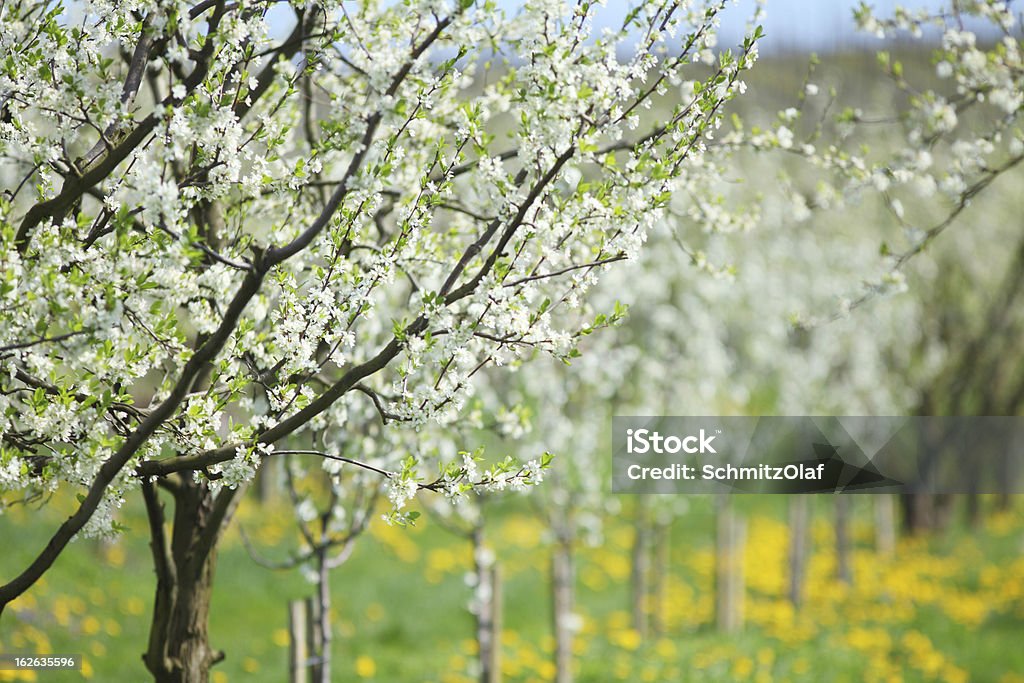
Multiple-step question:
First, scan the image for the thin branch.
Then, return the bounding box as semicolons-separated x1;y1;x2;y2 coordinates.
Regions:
502;253;627;288
238;525;305;570
272;450;395;480
0;330;90;353
352;383;405;424
152;221;253;271
444;143;578;304
834;152;1024;321
75;19;155;170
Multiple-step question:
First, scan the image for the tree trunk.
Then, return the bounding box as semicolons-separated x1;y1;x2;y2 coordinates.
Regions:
835;496;852;584
715;497;745;633
788;496;809;609
551;535;574;683
874;494;896;558
629;500;649;640
255;457;277;503
996;432;1018;511
900;493;954;534
314;550;331;683
306;595;322;683
965;491;981;529
650;516;671;637
288;600;308;683
489;564;503;683
142;478;241;683
473;525;499;683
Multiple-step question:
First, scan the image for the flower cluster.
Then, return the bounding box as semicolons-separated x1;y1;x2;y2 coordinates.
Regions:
0;1;756;544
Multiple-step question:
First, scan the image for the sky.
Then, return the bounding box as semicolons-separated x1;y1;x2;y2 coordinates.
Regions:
495;0;962;53
256;1;995;57
716;0;945;51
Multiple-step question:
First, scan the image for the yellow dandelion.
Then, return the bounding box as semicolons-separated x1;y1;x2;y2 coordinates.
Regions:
733;656;755;678
81;616;101;636
272;628;290;647
655;638;676;658
355;655;376;678
536;661;556;680
609;628;641;651
122;596;146;616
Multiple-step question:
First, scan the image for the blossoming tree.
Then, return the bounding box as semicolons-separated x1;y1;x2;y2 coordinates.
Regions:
0;0;758;679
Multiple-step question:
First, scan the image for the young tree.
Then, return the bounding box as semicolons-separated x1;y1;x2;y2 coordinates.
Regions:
0;0;757;679
241;437;381;683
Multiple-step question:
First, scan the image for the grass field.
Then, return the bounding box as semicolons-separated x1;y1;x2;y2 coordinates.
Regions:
2;492;1023;682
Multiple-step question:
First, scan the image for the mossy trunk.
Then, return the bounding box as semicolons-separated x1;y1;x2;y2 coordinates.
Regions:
142;479;241;683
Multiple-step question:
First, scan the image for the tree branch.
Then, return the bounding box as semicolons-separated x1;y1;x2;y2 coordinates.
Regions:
273;450;395;480
502;253;627;288
0;330;90;353
352;383;404;424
